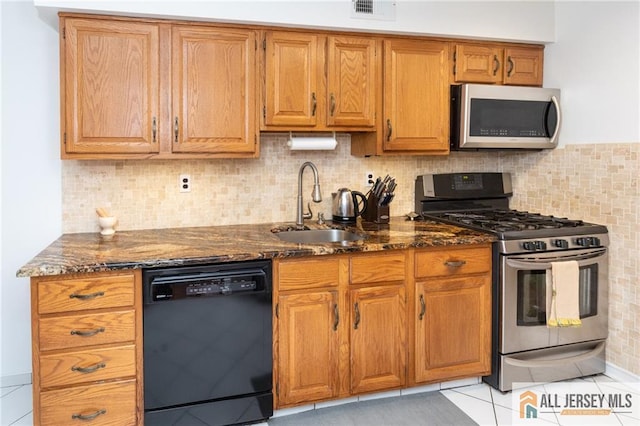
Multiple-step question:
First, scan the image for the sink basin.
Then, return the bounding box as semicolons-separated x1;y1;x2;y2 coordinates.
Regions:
276;229;366;244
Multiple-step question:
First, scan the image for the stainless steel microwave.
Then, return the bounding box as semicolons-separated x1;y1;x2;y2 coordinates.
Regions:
450;84;561;150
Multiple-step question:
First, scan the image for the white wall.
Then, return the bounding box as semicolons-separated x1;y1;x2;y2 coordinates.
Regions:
33;0;556;43
0;0;61;382
1;0;638;383
544;1;640;145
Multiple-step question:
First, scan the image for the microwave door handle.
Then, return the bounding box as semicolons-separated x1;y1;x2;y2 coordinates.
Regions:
549;95;562;146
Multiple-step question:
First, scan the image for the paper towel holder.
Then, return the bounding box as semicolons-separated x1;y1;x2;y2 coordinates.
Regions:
287;132;338;151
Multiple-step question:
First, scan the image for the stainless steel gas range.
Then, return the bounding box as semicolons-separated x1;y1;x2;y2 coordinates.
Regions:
415;172;608;392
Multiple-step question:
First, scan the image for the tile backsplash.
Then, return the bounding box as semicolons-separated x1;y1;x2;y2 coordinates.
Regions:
62;135;639;375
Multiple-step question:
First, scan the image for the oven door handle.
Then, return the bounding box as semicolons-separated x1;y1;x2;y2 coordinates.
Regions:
504;341;605;368
506;250;606;270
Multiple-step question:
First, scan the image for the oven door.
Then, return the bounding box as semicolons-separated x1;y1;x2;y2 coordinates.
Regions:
500;248;608;354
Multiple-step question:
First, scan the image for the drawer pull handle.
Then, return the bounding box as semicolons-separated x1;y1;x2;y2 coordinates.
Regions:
70;327;105;337
419;294;426;320
71;362;106;374
71;409;106;421
444;260;466;268
69;291;104;300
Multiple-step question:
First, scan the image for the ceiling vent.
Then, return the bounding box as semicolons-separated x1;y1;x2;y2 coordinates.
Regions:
351;0;396;21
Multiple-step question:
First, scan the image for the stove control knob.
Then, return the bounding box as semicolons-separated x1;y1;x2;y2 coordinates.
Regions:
552;239;569;249
536;241;547;250
589;237;601;246
522;241;535;251
576;237;591;247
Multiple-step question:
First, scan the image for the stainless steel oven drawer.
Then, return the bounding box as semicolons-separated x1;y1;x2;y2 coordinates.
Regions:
496;339;606;392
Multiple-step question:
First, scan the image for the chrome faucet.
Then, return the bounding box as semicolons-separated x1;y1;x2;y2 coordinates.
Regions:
296;161;322;228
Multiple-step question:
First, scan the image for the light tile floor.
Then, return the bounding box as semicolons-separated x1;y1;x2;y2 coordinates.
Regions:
1;374;637;425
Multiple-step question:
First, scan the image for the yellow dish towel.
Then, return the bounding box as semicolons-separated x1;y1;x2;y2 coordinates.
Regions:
546;260;582;327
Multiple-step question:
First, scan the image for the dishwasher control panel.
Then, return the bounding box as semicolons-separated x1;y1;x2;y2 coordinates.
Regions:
143;261;271;303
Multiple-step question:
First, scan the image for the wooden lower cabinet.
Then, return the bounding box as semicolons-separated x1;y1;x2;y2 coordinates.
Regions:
30;270;143;426
413;245;492;384
350;285;406;394
276;291;340;405
274;245;492;409
40;381;137;426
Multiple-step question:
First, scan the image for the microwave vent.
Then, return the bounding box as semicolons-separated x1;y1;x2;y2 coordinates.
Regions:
351;0;396;21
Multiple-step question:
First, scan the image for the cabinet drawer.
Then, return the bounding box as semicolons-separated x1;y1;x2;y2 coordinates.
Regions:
39;310;135;351
350;252;405;284
415;247;491;278
40;345;136;388
40;380;136;426
38;273;135;314
278;258;342;290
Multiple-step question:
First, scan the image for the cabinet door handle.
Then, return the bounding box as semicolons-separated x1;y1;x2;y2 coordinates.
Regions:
419;294;426;320
71;409;107;421
386;119;392;141
70;327;105;337
333;303;339;331
507;56;514;77
71;362;106;374
152;116;157;143
311;92;317;117
174;116;179;143
69;291;104;300
354;302;360;330
492;55;500;76
329;93;336;116
444;260;466;268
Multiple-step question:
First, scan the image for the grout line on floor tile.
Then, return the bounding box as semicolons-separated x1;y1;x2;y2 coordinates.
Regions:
488;385;499;425
9;411;33;426
0;385;22;399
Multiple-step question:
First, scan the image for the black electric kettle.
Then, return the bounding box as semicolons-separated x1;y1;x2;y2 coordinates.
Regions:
331;188;368;222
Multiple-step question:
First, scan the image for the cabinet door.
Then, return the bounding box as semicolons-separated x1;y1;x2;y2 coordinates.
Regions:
326;36;377;128
503;46;544;86
415;275;491;383
350;285;405;394
264;31;320;127
62;18;160;154
277;291;340;406
453;44;503;84
383;39;450;153
172;26;257;153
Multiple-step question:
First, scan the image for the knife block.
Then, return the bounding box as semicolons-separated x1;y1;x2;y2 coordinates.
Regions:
362;194;390;224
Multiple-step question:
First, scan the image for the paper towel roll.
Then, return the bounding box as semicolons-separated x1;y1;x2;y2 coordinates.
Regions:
287;137;338;150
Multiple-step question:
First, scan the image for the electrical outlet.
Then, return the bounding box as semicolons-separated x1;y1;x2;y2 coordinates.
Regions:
365;171;375;187
179;174;191;193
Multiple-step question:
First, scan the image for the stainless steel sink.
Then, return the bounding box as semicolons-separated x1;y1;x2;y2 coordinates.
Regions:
275;229;366;244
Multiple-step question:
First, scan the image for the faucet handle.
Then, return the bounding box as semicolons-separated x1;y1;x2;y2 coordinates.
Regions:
303;202;313;220
317;212;325;225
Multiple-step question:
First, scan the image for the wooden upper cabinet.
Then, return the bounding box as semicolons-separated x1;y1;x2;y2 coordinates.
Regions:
60;15;259;159
382;39;450;154
62;18;160;155
263;31;378;131
172;26;257;154
453;43;543;87
503;46;544;86
453;43;504;84
326;36;377;128
264;31;320;127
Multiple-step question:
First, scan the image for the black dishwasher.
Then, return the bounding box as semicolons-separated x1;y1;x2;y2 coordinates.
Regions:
142;260;273;426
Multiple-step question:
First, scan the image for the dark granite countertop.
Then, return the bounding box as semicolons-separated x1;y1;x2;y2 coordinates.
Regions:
17;218;495;278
